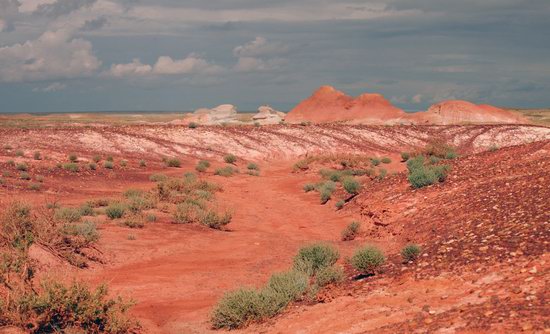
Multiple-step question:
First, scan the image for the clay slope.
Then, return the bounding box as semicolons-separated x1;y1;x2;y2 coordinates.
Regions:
412;100;529;125
285;85;408;124
250;140;549;333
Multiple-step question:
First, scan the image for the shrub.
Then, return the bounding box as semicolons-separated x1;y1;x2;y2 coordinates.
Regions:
104;161;114;169
88;162;97;170
3;144;12;150
7;160;15;166
381;157;391;164
16;162;28;171
371;158;381;166
35;175;44;183
429;156;441;164
189;122;198;129
350;245;385;274
149;173;168;182
293;243;339;276
224;154;237;164
128;195;156;213
488;145;499;152
341;221;360;241
106;155;114;162
318;181;336;204
211;288;265;329
2;170;11;177
198;209;232;229
120;159;128;167
139;159;146;167
335;200;345;210
146;213;157;222
124;214;145;228
79;203;94;216
63;163;79;172
406;155;425;172
401;152;410;161
68;153;78;162
377;168;387;180
92;155;101;163
293;160;309;171
247;170;260;176
28;183;41;191
303;183;316;192
173;202;200;224
20;172;31;180
15;149;24;157
165;158;181;167
215;166;237;177
408;167;437;189
342;177;361;195
401;244;422;262
54;207;82;223
445;151;458;159
196;160;211;172
315;266;344;287
247;162;259;171
33;151;42;160
264;270;308;305
5;280;138;333
63;220;100;244
105;202;126;219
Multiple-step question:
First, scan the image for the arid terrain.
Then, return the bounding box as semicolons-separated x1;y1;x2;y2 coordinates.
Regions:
0;116;549;333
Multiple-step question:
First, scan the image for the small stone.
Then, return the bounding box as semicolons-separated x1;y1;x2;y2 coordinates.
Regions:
529;267;537;274
522;323;533;331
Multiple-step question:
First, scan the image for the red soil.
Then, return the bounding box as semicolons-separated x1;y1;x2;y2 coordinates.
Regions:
0;123;549;333
285;86;408;124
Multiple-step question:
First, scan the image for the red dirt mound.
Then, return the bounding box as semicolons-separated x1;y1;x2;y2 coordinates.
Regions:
285;85;408;124
414;100;528;125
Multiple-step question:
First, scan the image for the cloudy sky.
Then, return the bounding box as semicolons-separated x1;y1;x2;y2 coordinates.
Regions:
0;0;549;112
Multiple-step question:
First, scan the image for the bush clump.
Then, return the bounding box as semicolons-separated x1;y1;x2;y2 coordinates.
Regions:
198;209;232;229
293;243;339;276
215;166;237;177
33;151;42;160
139;159;146;167
350;245;385;275
342;177;361;195
149;173;168;182
335;200;345;210
211;288;265;329
303;183;316;193
165;158;181;168
54;207;82;223
401;152;410;161
123;214;145;228
315;266;344;287
63;163;79;173
88;162;97;170
381;157;391;164
341;221;360;241
68;153;78;162
92;155;101;163
318;181;336;204
401;244;422;262
104;161;114;169
196;160;211;172
370;158;381;166
247;163;259;171
16;162;28;171
20;172;31;180
105;202;126;219
224;154;237;164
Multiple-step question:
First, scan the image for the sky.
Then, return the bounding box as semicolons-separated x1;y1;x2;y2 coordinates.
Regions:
0;0;549;113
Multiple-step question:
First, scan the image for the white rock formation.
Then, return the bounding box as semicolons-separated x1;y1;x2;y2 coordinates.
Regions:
252;105;285;124
184;104;239;125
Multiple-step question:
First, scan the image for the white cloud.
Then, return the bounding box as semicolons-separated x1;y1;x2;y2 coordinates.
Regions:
234;57;286;73
32;82;67;92
109;54;223;77
0;29;101;82
18;0;57;13
233;37;289;57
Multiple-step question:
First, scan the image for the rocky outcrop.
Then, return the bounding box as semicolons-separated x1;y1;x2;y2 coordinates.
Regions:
285;85;409;124
252;105;285;124
413;100;528;125
183;104;239;125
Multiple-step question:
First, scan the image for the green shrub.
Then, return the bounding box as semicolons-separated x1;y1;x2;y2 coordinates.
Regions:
106;155;114;162
16;162;28;171
335;200;345;210
198;209;232;229
381;157;391;164
63;220;100;244
2;170;11;177
54;207;82;223
342;177;361;195
401;244;422;262
429;156;441;164
7;160;15;166
247;170;260;176
371;158;381;166
3;144;12;150
315;266;344;287
247;163;259;171
149;173;168;182
123;214;145;228
28;183;41;191
408;167;436;188
303;183;316;192
211;288;265;329
293;243;339;276
173;202;200;224
86;162;96;170
224;154;237;164
68;153;78;162
15;149;24;157
79;203;94;216
139;159;146;167
104;161;114;169
35;175;44;183
33;151;42;160
188;121;198;129
196;160;211;172
6;280;138;333
350;245;385;275
445;151;458;159
293;160;309;171
92;155;101;163
128;195;156;213
318;181;336;204
377;168;387;180
165;158;181;167
120;159;128;167
105;202;126;219
20;172;31;180
401;152;410;161
264;270;308;304
341;221;360;241
146;213;157;222
63;163;79;172
406;155;425;172
215;166;237;177
488;145;499;152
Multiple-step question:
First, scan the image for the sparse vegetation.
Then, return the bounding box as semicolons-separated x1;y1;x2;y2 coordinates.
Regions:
105;202;126;219
401;152;410;161
293;243;339;276
106;155;114;162
68;153;78;162
124;214;145;228
28;183;41;191
104;161;114;169
488;144;499;152
165;157;181;167
335;200;345;210
381;157;391;164
401;244;421;262
189;122;198;128
318;181;336;204
20;172;31;180
16;162;28;171
15;149;24;157
341;221;360;241
407;155;450;189
92;155;101;163
342;177;361;195
88;162;97;170
149;173;168;182
54;207;82;223
196;160;211;172
33;151;42;160
247;163;259;171
371;158;381;166
120;159;128;167
224;154;237;164
139;159;147;167
146;213;157;222
303;183;316;192
315;265;344;287
63;162;79;172
215;166;238;177
198;209;232;229
377;168;387;180
350;245;385;275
